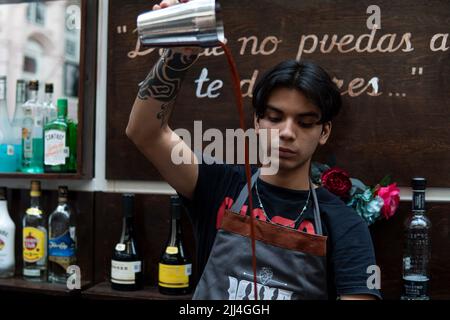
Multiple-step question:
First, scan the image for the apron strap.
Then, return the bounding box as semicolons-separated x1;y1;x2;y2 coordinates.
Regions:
310;181;323;236
230;170;260;213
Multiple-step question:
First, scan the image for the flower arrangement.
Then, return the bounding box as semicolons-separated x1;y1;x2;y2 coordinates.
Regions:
311;162;400;225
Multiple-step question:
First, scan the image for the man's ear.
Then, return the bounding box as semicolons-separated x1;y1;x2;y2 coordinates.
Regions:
254;114;260;134
319;121;332;145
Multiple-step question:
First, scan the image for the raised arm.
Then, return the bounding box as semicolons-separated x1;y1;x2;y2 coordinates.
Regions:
126;0;200;199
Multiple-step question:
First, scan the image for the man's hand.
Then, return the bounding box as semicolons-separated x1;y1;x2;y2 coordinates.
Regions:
152;0;201;56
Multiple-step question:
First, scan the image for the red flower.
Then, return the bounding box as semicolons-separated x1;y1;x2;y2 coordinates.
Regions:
376;183;400;219
321;167;352;198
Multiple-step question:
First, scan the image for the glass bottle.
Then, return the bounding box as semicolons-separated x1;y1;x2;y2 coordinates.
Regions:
48;186;76;283
23;181;47;281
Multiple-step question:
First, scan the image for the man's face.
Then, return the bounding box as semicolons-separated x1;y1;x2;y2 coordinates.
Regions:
255;87;332;172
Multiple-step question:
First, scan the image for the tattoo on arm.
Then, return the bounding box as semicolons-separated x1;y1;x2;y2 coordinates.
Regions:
138;49;198;99
156;101;175;128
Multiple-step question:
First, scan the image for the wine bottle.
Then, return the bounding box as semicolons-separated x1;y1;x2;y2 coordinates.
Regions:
0;187;15;278
158;195;192;295
111;194;143;291
401;177;431;300
23;181;47;281
48;186;76;283
0;76;18;173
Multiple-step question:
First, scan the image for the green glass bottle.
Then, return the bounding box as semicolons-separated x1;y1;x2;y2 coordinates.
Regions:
44;99;70;173
67;119;77;173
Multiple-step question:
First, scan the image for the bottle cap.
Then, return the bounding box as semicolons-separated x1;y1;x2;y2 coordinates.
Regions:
28;80;39;91
123;193;135;218
0;187;6;201
45;83;54;93
170;195;182;219
58;186;68;200
30;180;41;197
412;177;426;190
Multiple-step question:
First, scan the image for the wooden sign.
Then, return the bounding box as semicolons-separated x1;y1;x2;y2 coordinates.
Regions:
106;0;450;187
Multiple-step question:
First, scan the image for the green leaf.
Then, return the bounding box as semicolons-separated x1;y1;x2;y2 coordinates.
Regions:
379;175;392;187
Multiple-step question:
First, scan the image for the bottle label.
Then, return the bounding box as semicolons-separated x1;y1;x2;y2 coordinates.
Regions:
158;263;191;289
45;130;66;166
6;145;14;156
22;128;33;159
23;269;41;277
111;260;142;285
403;277;429;298
26;208;42;216
23;227;46;263
49;230;75;258
166;246;178;254
0;228;14;268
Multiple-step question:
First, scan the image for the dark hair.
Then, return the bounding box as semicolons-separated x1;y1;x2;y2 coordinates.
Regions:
252;60;341;123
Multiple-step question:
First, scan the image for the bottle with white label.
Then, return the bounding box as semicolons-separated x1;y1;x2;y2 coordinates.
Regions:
0;187;15;278
48;186;76;283
23;181;47;281
0;76;19;173
44;98;70;173
111;194;143;291
158;196;192;295
21;80;44;173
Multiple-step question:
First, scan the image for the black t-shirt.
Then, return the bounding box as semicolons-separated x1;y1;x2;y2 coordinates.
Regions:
181;162;382;299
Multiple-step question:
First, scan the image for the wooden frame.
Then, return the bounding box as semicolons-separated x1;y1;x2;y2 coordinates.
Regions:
0;0;98;179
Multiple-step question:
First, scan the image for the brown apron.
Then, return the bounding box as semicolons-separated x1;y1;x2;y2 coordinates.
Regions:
193;170;328;300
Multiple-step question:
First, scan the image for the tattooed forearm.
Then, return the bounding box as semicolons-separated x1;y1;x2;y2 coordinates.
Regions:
138;49;198;103
156;101;175;128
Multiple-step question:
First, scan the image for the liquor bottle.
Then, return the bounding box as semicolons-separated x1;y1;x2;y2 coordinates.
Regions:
401;177;431;300
67;119;77;173
0;76;18;172
23;181;47;281
44;99;70;173
21;80;44;173
43;83;57;125
158;195;192;295
0;187;15;278
48;186;76;283
11;79;28;172
111;194;143;291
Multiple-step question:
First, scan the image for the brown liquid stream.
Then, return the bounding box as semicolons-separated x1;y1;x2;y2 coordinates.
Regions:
220;42;258;300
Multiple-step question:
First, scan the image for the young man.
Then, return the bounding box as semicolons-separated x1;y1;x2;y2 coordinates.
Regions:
126;0;381;300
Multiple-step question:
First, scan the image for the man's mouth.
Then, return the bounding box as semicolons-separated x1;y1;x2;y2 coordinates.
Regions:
278;147;297;158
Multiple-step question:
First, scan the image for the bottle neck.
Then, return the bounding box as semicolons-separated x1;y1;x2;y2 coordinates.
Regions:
0;200;8;217
30;195;41;208
121;216;135;242
169;216;182;246
28;90;38;102
45;93;53;104
412;189;426;214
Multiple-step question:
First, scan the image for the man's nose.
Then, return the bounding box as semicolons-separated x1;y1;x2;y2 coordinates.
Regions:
279;118;296;140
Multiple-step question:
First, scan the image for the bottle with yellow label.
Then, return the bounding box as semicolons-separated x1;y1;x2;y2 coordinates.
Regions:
23;181;47;281
158;195;192;295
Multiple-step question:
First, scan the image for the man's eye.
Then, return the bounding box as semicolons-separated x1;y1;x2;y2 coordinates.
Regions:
268;117;281;123
298;122;315;128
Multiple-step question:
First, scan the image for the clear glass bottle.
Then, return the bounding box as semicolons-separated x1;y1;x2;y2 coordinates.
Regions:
23;181;47;281
43;83;57;126
158;195;192;295
44;99;70;173
401;177;431;300
11;79;28;172
21;80;44;173
0;76;18;173
111;194;143;291
48;186;76;283
0;187;15;278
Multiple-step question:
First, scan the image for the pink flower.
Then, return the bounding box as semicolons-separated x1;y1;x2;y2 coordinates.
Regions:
376;183;400;219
